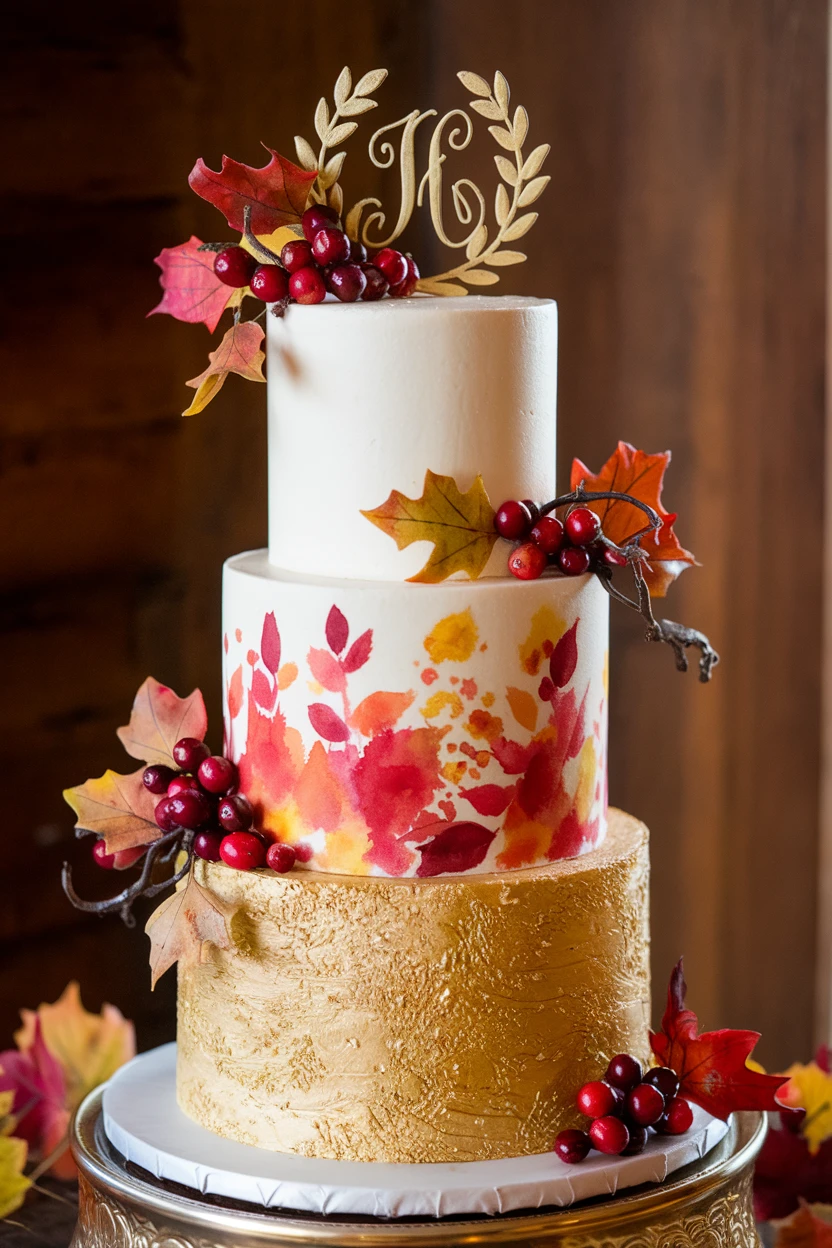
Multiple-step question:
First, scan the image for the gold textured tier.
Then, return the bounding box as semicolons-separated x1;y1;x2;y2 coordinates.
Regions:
177;808;650;1163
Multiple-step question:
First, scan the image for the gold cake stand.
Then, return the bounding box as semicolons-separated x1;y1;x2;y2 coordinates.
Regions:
69;1087;765;1247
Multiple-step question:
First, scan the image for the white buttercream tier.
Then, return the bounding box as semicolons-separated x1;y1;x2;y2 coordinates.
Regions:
266;296;558;581
223;550;608;878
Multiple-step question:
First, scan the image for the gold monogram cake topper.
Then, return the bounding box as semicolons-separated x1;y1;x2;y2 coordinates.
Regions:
293;68;551;295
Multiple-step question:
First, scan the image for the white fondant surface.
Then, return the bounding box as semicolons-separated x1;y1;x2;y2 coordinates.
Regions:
102;1045;729;1218
266;296;558;580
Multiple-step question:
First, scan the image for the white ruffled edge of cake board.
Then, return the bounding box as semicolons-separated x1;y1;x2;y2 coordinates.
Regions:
102;1044;729;1219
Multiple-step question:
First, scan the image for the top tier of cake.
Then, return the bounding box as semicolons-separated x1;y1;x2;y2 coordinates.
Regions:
266;295;558;581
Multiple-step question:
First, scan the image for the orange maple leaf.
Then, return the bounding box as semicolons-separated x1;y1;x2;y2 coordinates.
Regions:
650;960;788;1120
774;1204;832;1248
145;871;237;988
63;767;160;855
183;320;266;416
117;676;207;769
570;441;696;597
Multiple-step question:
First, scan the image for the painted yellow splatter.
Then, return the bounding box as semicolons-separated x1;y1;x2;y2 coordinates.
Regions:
575;737;597;823
424;609;479;664
422;690;465;720
481;691;495;708
441;760;467;784
519;604;567;675
465;708;504;742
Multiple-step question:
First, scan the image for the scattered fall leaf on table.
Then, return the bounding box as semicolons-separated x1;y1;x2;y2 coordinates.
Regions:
779;1059;832;1154
362;470;498;583
0;1020;69;1178
188;147;317;234
63;767;160;855
774;1204;832;1248
148;236;236;332
0;1094;29;1220
14;983;135;1119
183;320;266;416
755;1120;832;1222
145;871;237;988
650;959;788;1120
570;441;696;597
116;676;208;768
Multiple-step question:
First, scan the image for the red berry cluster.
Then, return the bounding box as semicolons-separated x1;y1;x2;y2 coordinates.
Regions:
91;737;299;876
554;1055;694;1164
212;205;419;308
496;499;625;582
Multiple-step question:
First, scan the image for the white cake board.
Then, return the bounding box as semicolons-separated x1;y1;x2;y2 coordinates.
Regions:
102;1044;729;1219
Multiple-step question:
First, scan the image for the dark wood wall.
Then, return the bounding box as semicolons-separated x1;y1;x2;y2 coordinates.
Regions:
1;0;826;1069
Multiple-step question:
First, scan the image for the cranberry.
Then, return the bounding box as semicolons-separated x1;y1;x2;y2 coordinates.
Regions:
373;247;408;286
589;1115;630;1155
193;830;224;862
565;506;602;546
495;499;532;539
522;499;541;525
92;839;116;869
266;842;297;873
558;545;592;576
173;737;210;771
293;843;314;863
622;1123;648;1155
609;1085;628;1116
626;1083;666;1127
213;246;257;288
576;1080;617;1119
198;755;237;795
389;254;420;297
312;227;350;267
602;545;629;567
530;515;565;556
280;239;314;273
360;265;389;301
643;1067;680;1101
301;204;339;241
112;846;144;869
554;1128;591;1164
218;793;254;832
779;1107;807;1134
167;774;200;797
656;1097;694;1135
327;263;366;303
289;266;327;305
167;790;210;832
349;238;368;264
250;264;289;302
219;831;267;871
604;1054;643;1092
508;542;548;580
142;764;174;795
154;797;179;832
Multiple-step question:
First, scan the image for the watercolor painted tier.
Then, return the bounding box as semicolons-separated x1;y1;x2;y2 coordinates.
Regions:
223;552;609;877
177;809;650;1163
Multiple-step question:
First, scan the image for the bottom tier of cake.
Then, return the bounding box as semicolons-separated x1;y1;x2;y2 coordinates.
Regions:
176;808;650;1164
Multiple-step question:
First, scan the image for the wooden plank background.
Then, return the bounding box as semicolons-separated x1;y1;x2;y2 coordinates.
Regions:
0;0;826;1070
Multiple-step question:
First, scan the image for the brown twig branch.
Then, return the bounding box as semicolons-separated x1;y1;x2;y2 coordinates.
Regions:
61;829;194;926
242;205;283;264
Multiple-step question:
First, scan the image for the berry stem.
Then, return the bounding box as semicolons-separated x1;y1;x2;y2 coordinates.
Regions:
61;828;194;927
537;483;663;539
242;205;284;265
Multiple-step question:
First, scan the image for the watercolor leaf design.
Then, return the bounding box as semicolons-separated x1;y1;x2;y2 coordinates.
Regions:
117;676;208;768
63;768;160;855
571;441;696;597
188;147;317;234
362;470;498;583
183;320;266;416
145;872;237;989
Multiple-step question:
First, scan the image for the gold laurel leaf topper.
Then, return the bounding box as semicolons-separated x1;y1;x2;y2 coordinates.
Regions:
294;68;550;295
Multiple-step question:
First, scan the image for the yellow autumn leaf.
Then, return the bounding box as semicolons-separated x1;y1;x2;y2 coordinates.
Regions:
183;320;266;416
0;1093;29;1221
780;1061;832;1153
15;983;135;1113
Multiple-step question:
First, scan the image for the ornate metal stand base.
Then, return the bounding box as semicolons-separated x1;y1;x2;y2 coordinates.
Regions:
70;1086;765;1247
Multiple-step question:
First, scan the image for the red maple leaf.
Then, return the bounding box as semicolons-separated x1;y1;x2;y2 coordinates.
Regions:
188;147;317;234
148;236;234;332
650;960;788;1120
570;442;696;597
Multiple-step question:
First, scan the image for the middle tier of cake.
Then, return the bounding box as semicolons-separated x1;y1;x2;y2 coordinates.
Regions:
223;551;609;878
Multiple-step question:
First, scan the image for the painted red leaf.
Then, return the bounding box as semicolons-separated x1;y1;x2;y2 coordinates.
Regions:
188;147;317;234
308;703;350;743
251;669;277;712
342;629;373;673
261;612;281;674
308;647;347;694
491;736;535;775
326;606;349;654
459;783;517;817
650;959;789;1120
415;822;496;877
148;236;234;332
550;621;578;688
